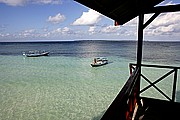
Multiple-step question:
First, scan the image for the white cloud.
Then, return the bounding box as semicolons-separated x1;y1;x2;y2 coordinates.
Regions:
150;13;179;27
47;13;66;24
124;11;180;38
23;29;35;33
0;0;26;6
18;29;36;38
88;26;96;34
51;27;73;35
32;0;61;5
72;9;102;26
101;25;120;33
0;0;61;6
62;27;70;33
146;12;180;36
120;1;180;39
0;33;10;37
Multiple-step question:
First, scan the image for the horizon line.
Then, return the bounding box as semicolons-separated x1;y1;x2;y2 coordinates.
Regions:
0;39;180;43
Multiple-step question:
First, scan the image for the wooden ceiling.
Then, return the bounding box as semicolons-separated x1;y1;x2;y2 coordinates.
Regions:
74;0;164;25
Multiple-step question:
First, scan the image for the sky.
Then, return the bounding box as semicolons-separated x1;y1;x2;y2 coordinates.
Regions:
0;0;180;42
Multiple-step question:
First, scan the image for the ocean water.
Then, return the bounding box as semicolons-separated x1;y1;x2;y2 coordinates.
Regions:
0;40;180;120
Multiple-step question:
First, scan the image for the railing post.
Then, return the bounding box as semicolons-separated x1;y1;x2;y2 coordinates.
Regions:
172;68;178;102
129;64;134;75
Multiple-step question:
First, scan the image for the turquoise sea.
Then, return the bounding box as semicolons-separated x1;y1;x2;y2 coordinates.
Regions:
0;40;180;120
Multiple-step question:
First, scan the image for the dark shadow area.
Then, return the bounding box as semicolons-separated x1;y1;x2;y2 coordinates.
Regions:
135;97;180;120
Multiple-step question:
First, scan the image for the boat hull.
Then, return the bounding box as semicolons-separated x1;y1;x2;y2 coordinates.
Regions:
91;62;108;67
23;51;49;57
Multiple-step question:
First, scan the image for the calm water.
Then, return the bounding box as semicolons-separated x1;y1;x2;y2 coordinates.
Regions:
0;40;180;120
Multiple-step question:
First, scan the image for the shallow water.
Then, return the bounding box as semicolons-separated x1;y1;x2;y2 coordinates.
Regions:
0;41;180;120
0;55;132;120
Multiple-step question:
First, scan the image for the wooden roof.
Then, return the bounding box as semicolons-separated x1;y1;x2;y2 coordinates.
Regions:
74;0;164;25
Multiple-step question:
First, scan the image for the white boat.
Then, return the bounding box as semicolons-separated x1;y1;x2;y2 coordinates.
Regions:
91;57;108;67
23;50;49;57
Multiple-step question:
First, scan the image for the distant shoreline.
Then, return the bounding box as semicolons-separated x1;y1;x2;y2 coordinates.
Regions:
0;39;180;43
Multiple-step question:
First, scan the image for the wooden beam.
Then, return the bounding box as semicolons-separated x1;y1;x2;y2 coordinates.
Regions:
137;14;144;67
144;4;180;14
143;12;160;29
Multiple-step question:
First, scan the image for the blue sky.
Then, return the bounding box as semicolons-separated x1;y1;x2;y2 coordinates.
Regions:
0;0;179;42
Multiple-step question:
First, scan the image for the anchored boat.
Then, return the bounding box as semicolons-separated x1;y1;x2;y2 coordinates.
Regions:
91;57;108;67
23;50;49;57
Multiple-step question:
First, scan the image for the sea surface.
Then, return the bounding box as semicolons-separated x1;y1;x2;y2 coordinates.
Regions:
0;40;180;120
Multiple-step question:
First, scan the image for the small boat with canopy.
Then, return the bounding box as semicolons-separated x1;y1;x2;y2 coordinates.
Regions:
91;57;108;67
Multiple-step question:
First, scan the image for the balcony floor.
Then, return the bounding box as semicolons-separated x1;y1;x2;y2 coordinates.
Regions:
135;97;180;120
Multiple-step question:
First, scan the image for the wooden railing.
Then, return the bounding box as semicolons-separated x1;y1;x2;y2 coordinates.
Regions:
101;63;179;120
130;63;180;102
101;66;140;120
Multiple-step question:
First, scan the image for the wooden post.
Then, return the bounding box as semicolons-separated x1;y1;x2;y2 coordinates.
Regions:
136;13;144;105
172;68;178;102
137;13;144;68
